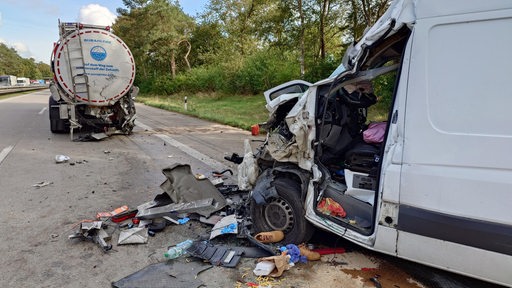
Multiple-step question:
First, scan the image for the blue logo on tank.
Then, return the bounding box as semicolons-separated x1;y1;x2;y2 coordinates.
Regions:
90;46;107;61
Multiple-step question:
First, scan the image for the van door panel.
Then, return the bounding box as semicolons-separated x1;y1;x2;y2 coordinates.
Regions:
398;8;512;277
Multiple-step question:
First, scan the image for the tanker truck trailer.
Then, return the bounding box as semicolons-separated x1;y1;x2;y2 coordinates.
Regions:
49;21;138;139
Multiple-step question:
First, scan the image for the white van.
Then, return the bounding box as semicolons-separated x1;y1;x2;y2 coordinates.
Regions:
16;77;30;86
240;0;512;286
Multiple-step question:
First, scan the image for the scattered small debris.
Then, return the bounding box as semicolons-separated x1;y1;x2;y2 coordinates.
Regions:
96;205;129;220
33;181;53;188
118;227;149;245
210;214;238;239
186;241;243;267
55;155;70;163
68;221;112;252
91;132;108;140
112;259;212;288
370;275;383;288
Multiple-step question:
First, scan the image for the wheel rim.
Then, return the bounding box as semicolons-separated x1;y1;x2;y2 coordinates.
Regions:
263;197;294;232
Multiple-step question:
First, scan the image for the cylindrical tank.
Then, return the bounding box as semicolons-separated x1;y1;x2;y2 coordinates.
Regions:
52;26;135;106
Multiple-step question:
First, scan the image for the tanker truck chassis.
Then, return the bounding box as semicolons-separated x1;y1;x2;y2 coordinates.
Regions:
49;21;138;140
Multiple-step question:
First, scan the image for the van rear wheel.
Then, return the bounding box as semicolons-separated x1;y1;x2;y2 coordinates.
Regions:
250;177;315;244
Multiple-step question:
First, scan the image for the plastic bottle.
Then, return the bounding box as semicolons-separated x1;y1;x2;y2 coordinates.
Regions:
164;239;194;259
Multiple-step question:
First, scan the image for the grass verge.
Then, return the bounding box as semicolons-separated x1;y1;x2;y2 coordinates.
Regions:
137;92;269;131
137;92;390;131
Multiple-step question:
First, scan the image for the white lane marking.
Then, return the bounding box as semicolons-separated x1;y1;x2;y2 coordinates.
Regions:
135;120;154;132
38;107;47;115
154;134;229;172
135;120;229;172
0;145;14;165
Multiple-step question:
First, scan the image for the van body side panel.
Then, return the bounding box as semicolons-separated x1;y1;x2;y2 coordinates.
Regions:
398;9;512;285
399;205;512;256
397;231;512;286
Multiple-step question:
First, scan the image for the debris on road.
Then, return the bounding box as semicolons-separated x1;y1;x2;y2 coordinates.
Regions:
209;214;238;240
160;163;227;217
69;163;380;286
186;240;243;267
118;227;149;245
255;254;290;277
32;181;53;188
68;221;112;251
112;259;212;288
54;154;70;163
96;205;129;220
164;239;194;259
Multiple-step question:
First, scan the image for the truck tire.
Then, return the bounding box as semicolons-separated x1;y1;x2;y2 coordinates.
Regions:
49;97;69;133
250;177;315;244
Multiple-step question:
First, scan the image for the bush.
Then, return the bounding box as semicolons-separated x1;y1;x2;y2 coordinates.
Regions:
303;56;340;83
136;48;305;95
232;49;301;94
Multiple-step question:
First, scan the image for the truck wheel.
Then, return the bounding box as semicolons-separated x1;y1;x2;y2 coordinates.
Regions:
49;97;69;133
250;177;315;244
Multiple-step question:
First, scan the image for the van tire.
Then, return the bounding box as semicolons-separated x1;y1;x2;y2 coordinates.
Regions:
250;177;315;244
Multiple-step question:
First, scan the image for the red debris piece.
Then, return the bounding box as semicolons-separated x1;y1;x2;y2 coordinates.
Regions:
361;267;378;271
313;247;346;255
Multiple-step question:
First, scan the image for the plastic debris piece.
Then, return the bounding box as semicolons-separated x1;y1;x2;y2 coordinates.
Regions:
256;254;291;277
111;209;138;223
177;217;190;225
210;214;238;240
136;198;216;220
118;227;148;245
253;261;275;276
313;247;346;255
55;155;70;163
186;241;243;268
33;181;53;188
210;178;224;186
96;205;129;220
164;239;194;259
199;215;223;226
159;163;227;217
91;133;108;140
361;267;378;271
112;259;211;288
68;221;112;251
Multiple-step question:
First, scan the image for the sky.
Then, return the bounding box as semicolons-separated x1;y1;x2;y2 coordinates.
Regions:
0;0;208;65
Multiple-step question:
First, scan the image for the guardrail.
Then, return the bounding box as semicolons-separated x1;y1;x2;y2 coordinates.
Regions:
0;85;49;95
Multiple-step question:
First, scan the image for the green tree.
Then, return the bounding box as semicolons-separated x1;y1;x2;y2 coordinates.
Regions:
0;43;50;79
114;0;194;80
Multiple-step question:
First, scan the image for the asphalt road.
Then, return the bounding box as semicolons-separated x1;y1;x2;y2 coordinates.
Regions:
0;90;503;288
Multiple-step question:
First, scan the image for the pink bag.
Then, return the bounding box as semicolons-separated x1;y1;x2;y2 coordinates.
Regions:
363;122;387;143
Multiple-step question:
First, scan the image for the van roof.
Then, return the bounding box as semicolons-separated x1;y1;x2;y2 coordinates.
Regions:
343;0;512;70
415;0;512;19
